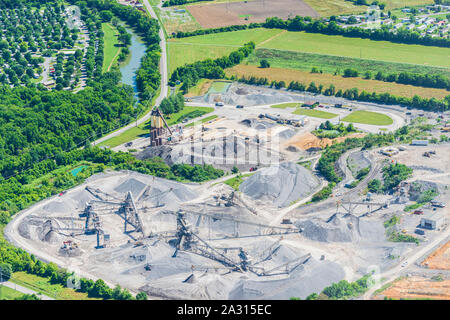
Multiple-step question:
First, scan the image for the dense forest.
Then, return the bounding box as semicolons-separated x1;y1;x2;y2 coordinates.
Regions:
0;71;137;180
174;16;450;48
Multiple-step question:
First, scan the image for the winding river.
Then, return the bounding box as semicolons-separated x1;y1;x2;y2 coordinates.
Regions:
119;26;147;101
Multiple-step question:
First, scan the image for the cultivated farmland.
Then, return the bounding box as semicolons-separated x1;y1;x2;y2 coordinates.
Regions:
187;0;319;29
225;65;450;99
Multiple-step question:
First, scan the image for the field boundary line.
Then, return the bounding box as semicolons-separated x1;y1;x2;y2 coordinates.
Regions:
168;41;242;48
257;29;287;47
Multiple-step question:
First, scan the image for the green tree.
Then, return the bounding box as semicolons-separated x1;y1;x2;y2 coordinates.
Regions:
368;179;382;193
260;59;270;68
136;292;148;300
100;10;113;22
0;263;12;281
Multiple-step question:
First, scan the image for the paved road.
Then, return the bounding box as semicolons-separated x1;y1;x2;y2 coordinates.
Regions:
1;281;55;300
93;0;168;146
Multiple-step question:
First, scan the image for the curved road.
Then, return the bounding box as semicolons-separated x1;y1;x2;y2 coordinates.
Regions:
93;0;168;145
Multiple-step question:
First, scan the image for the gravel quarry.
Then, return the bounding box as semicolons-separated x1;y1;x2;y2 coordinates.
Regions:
5;142;449;300
5;169;345;300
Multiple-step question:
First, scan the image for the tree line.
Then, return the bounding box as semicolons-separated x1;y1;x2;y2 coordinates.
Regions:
234;75;450;112
174;16;450;48
0;237;147;299
342;68;450;91
169;42;255;93
162;0;208;7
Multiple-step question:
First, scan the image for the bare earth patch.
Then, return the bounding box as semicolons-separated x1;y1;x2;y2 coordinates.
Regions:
422;241;450;271
284;132;366;150
187;0;319;28
378;276;450;300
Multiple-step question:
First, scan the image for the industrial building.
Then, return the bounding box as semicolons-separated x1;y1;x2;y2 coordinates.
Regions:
411;140;429;146
420;212;445;230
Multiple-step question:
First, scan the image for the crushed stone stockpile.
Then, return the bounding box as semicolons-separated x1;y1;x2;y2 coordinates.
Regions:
137;136;284;170
241;119;276;131
200;83;302;107
114;177;197;210
239;162;320;207
228;258;345;300
296;213;386;243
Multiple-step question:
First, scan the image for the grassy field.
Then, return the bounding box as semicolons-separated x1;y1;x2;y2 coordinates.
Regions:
185;78;214;97
102;23;121;72
383;0;434;10
98;106;215;148
259;31;450;69
10;272;96;300
168;28;284;74
248;48;450;77
0;285;24;300
302;0;433;17
293;108;338;119
209;80;232;93
223;173;254;191
303;0;367;16
97;125;148;148
226;65;450;99
342;110;393;125
271;102;302;109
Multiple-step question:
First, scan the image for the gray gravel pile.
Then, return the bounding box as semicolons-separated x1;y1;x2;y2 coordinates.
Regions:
278;128;296;140
69;189;96;209
228;258;345;299
42;200;75;213
38;220;60;244
239;162;319;207
141;184;197;210
296;213;385;243
241;119;276;131
115;178;147;198
201;83;300;107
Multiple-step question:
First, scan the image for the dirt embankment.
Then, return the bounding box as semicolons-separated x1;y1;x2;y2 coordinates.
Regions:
422;241;450;271
378;276;450;300
284;132;366;151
